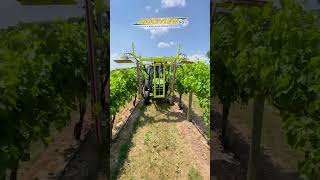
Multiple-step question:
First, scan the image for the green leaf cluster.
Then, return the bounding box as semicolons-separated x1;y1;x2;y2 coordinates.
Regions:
176;62;210;129
110;68;137;116
212;0;320;178
0;20;88;177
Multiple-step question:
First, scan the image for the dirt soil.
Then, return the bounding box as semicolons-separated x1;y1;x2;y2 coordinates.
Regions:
59;127;102;180
172;102;210;179
212;97;301;180
111;99;210;180
180;94;209;139
110;100;144;178
112;98;137;140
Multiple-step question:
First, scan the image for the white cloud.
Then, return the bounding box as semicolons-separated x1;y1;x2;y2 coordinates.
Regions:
145;5;152;11
157;41;177;48
188;53;210;64
143;27;169;39
169;41;176;46
155;8;159;13
161;0;186;8
158;42;170;48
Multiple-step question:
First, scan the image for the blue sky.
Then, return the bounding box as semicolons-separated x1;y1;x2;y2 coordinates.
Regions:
110;0;210;70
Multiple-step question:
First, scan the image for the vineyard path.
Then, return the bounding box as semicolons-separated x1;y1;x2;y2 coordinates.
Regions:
111;99;210;180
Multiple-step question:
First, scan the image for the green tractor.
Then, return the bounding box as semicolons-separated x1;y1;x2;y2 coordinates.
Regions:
114;43;192;104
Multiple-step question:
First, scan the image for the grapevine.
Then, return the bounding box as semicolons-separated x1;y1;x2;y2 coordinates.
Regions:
212;0;320;179
0;20;88;179
176;61;210;130
110;68;137;124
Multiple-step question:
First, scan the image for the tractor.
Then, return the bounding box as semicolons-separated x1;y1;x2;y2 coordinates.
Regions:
114;43;192;104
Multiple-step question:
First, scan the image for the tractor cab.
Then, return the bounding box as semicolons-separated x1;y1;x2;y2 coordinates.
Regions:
143;62;169;100
153;63;170;98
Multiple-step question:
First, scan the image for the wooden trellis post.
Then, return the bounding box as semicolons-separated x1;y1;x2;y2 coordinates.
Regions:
169;60;177;104
187;92;193;121
247;96;265;180
84;0;101;144
137;60;142;99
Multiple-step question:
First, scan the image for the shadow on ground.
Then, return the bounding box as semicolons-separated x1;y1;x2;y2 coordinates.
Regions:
211;111;300;180
59;127;104;180
175;95;209;138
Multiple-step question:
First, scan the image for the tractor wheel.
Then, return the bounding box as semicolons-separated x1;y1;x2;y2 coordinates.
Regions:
144;90;149;99
144;95;151;105
143;89;151;105
143;80;152;105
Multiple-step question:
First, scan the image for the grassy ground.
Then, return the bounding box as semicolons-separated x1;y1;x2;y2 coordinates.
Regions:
112;102;206;180
180;93;209;137
17;0;77;5
181;93;204;115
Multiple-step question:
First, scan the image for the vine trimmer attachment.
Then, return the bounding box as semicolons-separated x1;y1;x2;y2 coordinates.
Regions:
114;43;193;104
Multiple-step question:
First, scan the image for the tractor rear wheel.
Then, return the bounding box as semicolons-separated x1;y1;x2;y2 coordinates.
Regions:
144;94;151;105
143;81;151;105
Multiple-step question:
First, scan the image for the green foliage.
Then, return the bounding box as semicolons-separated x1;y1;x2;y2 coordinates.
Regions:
188;167;203;180
212;0;320;178
226;4;273;97
144;131;152;145
176;62;210;129
269;1;320;178
48;21;88;108
110;68;137;116
0;20;88;177
212;14;240;109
